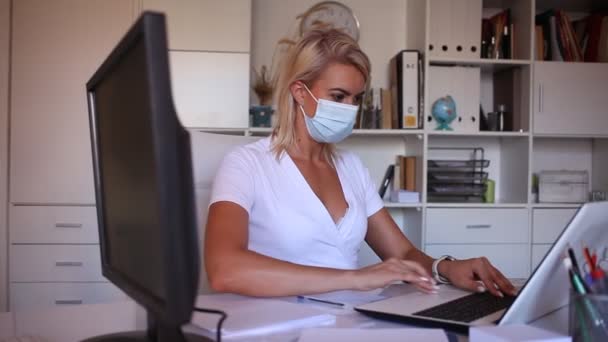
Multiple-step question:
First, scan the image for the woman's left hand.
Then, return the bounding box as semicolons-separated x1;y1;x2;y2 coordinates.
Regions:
439;257;517;297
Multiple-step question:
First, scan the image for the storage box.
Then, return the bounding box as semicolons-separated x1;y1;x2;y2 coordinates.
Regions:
539;170;588;203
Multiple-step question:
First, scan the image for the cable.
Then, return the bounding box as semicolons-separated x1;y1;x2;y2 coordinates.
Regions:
194;307;227;342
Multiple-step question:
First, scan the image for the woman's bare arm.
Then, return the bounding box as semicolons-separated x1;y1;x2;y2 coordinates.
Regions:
204;202;434;296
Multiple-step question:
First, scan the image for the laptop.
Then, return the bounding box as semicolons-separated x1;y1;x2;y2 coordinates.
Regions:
355;201;608;333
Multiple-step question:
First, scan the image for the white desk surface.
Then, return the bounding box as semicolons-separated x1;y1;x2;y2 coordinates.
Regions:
0;284;568;342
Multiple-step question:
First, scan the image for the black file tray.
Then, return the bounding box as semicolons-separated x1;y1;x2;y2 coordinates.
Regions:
427;147;489;203
428;171;488;184
427;159;490;171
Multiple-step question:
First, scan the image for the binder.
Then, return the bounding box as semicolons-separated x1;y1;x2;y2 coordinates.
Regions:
389;50;421;129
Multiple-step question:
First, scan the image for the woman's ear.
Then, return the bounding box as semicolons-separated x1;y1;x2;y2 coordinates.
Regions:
289;81;306;106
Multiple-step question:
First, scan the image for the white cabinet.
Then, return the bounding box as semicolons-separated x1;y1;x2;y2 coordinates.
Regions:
142;0;252;128
169;52;250;128
531;208;578;271
10;206;99;244
10;283;126;311
0;0;9;312
10;245;104;282
532;208;578;244
425;244;529;279
142;0;251;52
534;62;608;136
10;0;135;204
425;208;530;278
8;0;136;311
426;208;529;244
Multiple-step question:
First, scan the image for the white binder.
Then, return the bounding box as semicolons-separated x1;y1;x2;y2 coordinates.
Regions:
401;51;420;128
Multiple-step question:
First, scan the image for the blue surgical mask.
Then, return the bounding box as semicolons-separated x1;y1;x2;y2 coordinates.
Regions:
299;85;359;143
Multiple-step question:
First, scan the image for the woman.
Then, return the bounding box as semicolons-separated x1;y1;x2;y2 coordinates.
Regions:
205;29;515;298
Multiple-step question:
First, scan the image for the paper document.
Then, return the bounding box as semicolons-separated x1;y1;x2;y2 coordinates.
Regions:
190;295;335;339
298;289;386;308
470;325;571;342
298;327;448;342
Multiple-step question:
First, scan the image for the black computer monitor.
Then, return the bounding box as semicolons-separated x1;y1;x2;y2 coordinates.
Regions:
84;12;211;342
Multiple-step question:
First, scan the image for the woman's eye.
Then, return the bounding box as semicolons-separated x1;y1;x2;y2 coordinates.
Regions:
354;96;363;105
332;94;345;102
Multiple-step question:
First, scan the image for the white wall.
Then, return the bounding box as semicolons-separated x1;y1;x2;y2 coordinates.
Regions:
0;0;10;312
251;0;408;103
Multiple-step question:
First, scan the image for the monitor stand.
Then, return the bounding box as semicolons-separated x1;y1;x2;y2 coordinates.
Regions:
82;312;214;342
82;331;213;342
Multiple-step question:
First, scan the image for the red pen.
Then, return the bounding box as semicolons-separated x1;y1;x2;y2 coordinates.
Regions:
584;247;605;280
584;247;596;273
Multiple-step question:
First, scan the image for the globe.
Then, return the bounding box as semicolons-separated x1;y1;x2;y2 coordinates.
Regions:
431;95;457;131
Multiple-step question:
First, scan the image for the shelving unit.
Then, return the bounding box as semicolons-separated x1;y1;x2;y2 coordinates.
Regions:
241;0;608;278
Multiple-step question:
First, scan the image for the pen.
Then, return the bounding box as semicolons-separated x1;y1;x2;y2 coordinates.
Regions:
297;295;345;307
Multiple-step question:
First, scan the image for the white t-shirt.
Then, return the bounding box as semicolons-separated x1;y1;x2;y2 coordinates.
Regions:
209;136;384;270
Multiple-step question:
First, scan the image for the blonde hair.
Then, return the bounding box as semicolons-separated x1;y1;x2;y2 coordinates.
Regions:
271;29;371;161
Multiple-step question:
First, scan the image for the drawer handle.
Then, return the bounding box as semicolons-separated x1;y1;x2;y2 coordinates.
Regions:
55;261;83;267
466;224;492;229
55;299;83;305
55;223;83;228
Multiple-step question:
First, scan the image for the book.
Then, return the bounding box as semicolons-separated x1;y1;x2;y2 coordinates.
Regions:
535;25;545;60
405;156;416;192
378;164;395;198
380;88;393;129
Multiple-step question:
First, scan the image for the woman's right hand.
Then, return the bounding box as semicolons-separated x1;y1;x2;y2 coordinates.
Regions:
351;258;438;293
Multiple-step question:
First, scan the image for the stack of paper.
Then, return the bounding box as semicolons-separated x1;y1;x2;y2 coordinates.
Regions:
470;325;571;342
298;328;448;342
189;295;336;339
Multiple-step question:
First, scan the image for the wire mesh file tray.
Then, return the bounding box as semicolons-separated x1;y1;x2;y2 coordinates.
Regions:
427;147;489;202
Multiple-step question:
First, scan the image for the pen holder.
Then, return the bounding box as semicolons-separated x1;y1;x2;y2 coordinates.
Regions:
569;291;608;341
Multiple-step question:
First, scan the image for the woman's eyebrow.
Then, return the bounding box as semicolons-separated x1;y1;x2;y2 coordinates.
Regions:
328;87;350;95
329;88;365;97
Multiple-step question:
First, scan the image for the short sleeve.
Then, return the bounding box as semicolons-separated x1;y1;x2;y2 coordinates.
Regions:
209;147;255;214
342;151;384;218
362;164;384;217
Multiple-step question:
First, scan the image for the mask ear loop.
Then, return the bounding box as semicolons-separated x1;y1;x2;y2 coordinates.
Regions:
298;82;318;118
301;83;319;103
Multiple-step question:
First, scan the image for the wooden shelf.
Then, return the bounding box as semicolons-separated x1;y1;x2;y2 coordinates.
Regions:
429;57;531;72
426;203;528;208
530;203;583;209
533;133;608;139
427;131;529;138
383;202;423;209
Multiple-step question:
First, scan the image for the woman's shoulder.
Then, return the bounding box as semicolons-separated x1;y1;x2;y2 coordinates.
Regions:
335;147;364;166
223;136;273;166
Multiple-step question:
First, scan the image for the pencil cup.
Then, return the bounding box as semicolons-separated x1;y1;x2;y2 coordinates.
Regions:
569;292;608;341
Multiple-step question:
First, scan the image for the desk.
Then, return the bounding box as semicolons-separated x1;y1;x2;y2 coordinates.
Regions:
0;284;568;342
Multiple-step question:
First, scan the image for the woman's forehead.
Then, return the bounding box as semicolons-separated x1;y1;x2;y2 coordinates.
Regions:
313;63;366;92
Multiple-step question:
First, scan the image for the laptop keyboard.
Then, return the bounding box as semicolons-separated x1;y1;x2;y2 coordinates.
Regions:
412;292;516;323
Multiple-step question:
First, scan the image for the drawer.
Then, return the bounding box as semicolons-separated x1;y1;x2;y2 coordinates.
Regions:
10;282;126;311
425;244;529;279
532;208;578;243
10;245;104;282
10;206;98;243
532;244;552;271
426;208;529;244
